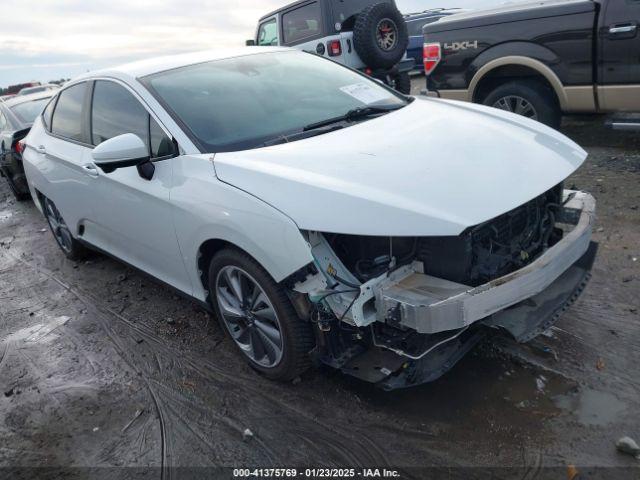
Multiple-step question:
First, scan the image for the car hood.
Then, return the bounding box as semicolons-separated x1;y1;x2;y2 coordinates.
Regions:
213;97;586;236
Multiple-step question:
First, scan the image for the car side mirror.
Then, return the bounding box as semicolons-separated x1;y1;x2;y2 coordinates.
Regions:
246;39;256;46
92;133;149;173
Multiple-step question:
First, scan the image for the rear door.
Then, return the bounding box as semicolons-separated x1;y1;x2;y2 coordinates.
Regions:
87;79;192;294
36;82;97;234
598;0;640;110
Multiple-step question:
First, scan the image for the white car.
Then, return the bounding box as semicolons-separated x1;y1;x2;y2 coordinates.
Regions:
22;48;597;389
17;84;61;96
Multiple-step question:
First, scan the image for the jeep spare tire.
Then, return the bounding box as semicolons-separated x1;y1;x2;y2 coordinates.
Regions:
353;2;409;69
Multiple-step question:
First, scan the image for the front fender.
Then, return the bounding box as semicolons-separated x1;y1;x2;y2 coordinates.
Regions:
171;155;314;302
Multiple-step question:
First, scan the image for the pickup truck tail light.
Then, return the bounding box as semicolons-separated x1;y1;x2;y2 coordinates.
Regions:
423;42;441;75
328;40;342;57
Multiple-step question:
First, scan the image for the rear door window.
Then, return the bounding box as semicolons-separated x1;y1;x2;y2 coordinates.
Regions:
258;19;279;46
51;83;87;142
282;2;323;45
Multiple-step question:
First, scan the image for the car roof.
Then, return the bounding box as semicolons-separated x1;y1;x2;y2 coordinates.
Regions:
3;90;55;107
260;0;315;21
71;47;292;83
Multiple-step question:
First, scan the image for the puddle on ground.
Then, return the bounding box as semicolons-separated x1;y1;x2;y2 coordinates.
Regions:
3;316;70;344
553;388;626;426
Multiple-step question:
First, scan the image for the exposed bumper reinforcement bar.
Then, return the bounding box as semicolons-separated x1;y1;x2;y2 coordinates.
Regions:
342;240;597;390
375;191;596;335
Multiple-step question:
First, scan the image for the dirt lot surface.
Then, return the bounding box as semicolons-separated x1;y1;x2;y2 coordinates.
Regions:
1;84;639;478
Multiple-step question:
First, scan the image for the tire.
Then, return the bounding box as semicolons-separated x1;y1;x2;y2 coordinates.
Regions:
389;71;411;95
353;2;409;69
43;197;88;261
208;248;314;381
482;80;561;130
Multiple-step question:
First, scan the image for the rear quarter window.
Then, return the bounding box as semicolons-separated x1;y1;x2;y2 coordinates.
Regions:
42;97;56;131
282;2;323;45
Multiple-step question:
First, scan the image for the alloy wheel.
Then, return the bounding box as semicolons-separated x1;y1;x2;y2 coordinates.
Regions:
376;18;398;51
44;200;74;254
492;95;538;120
215;265;284;368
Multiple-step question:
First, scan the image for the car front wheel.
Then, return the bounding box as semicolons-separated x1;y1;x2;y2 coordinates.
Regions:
208;248;314;381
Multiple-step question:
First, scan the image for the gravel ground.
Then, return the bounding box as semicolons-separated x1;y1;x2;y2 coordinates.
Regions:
1;83;639;478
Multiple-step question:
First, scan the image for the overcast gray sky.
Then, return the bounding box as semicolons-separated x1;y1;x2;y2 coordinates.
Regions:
0;0;506;88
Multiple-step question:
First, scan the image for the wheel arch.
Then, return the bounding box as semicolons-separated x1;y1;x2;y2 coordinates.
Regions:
468;55;567;111
198;238;249;296
195;232;312;305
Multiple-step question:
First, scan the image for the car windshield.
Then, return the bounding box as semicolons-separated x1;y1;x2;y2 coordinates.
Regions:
10;97;51;125
142;51;408;152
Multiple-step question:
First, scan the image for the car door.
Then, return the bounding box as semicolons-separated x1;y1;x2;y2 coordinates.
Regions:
88;79;192;294
598;0;640;110
35;82;98;235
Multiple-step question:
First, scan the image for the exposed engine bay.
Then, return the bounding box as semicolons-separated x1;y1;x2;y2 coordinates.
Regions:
289;187;597;389
326;183;564;288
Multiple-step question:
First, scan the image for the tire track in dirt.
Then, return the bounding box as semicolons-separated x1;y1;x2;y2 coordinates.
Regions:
0;251;170;477
0;341;11;375
1;249;393;468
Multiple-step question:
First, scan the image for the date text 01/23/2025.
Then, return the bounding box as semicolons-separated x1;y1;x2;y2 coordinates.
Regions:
233;468;401;478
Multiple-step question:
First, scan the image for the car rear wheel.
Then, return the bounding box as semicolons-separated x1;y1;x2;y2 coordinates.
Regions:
353;2;409;69
43;197;88;260
208;248;314;381
482;80;561;130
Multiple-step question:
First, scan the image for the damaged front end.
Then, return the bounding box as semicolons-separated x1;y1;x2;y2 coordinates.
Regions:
289;187;597;390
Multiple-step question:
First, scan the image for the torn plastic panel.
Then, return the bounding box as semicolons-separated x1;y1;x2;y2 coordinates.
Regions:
292;190;596;389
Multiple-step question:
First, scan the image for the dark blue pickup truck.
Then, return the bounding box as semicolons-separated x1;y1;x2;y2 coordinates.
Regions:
404;8;463;72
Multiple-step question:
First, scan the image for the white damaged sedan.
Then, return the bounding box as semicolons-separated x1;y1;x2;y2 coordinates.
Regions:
22;48;596;389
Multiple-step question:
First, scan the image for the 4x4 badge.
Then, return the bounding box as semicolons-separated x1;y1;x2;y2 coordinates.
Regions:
444;40;478;52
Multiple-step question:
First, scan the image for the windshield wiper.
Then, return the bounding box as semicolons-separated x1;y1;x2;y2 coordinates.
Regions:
261;124;345;147
303;104;405;132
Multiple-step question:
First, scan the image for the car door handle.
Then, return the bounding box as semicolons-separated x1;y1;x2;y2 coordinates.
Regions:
36;145;47;155
82;163;99;177
609;24;637;34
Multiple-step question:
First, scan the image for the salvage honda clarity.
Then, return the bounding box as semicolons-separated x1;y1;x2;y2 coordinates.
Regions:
22;48;597;389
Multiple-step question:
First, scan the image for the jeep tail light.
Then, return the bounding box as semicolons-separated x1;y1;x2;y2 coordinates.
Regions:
423;42;441;75
14;140;24;155
328;40;342;57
